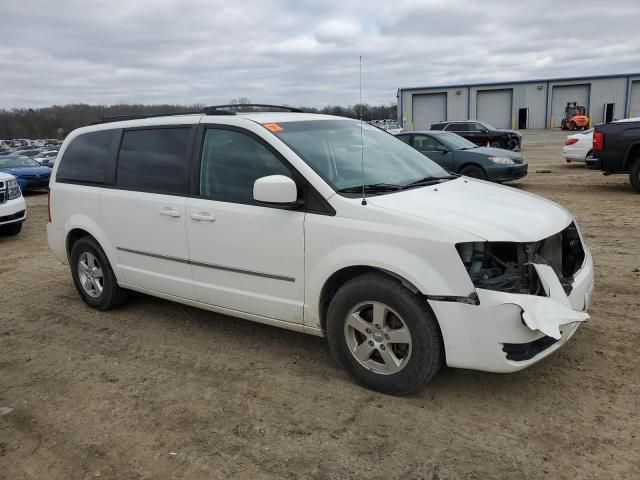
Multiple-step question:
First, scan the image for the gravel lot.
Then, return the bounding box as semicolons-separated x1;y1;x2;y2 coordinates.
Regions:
1;129;639;479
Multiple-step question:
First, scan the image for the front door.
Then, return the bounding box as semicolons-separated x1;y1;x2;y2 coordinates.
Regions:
186;126;305;323
411;134;455;171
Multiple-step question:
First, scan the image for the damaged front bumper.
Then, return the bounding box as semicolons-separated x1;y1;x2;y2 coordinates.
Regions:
428;246;594;373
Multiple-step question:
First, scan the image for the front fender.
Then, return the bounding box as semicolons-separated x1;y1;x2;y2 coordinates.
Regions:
304;241;475;330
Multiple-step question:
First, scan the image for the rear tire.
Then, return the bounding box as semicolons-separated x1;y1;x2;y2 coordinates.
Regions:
460;164;487;180
569;122;576;131
326;273;443;395
630;159;640;193
70;236;128;310
0;222;22;236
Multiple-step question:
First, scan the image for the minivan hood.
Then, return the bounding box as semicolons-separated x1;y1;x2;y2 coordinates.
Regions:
368;178;572;242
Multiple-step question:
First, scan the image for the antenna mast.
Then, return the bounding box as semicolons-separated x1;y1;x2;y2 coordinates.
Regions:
360;55;367;206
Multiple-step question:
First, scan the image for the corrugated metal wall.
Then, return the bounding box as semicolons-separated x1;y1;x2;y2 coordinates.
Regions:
399;74;640;130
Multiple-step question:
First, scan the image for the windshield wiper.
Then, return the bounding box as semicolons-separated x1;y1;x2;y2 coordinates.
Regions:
459;146;477;150
337;183;403;194
402;175;459;189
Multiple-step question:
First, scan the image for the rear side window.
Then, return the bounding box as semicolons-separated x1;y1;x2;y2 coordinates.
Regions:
430;123;445;130
116;127;191;195
56;130;117;184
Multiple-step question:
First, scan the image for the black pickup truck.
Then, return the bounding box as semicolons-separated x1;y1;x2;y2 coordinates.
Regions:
586;119;640;192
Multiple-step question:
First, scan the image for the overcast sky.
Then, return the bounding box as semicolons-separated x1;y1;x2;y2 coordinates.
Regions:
1;0;639;109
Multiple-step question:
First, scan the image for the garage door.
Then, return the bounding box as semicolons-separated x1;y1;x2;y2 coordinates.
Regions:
629;81;640;118
476;89;512;129
412;93;447;130
551;84;589;128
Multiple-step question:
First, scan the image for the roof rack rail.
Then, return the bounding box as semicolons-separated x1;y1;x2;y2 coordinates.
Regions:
204;104;303;114
89;111;205;125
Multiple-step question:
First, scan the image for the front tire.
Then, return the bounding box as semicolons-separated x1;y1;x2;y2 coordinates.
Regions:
326;273;443;395
70;236;128;310
490;140;502;148
460;164;487;180
0;222;22;236
630;159;640;193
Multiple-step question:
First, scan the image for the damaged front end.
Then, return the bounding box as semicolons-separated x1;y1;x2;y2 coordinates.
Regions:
456;222;590;341
456;222;585;297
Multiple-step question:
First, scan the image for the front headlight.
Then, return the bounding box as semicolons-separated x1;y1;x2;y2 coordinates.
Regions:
7;179;22;199
488;156;515;165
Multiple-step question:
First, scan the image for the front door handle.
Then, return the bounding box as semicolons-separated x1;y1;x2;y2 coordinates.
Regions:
159;207;181;218
190;212;216;222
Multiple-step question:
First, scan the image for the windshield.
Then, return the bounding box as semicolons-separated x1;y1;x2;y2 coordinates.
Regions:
271;119;449;193
479;121;497;130
0;156;40;168
435;132;477;150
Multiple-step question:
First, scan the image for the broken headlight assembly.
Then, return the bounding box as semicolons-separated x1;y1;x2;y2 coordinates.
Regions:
456;223;585;296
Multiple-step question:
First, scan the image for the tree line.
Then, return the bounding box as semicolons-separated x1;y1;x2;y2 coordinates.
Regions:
0;100;398;140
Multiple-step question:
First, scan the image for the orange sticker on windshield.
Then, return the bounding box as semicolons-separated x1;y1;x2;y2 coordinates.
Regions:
263;123;284;132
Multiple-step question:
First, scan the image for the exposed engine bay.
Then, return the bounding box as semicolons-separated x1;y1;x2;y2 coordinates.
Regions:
456;223;585;296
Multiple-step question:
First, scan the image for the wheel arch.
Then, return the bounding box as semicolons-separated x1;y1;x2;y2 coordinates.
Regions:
63;216;122;281
624;142;640;169
457;162;487;176
317;265;447;363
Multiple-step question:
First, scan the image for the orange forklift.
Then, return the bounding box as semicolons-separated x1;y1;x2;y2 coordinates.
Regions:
560;102;590;130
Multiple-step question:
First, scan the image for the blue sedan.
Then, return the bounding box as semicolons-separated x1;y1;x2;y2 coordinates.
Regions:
0;155;52;191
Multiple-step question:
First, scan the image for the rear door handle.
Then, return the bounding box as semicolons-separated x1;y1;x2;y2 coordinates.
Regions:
190;212;216;222
159;207;181;218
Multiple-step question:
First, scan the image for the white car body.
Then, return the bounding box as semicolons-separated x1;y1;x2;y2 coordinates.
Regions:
47;112;593;378
0;172;27;227
562;129;593;162
33;150;59;165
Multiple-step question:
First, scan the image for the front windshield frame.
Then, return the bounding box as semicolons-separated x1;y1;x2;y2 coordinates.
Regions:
0;156;40;168
270;119;451;196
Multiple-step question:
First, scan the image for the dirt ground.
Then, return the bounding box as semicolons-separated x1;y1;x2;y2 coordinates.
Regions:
1;129;639;480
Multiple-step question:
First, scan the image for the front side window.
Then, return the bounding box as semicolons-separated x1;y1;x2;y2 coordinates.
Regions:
199;128;291;203
116;127;191;194
411;135;442;152
271;119;449;193
56;129;118;184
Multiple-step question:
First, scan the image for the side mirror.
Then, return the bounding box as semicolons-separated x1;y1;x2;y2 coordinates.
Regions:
437;146;449;154
253;175;298;206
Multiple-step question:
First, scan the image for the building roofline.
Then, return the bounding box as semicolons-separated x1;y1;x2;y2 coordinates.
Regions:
398;72;640;93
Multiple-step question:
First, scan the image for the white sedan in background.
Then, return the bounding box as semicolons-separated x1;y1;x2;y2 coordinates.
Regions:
562;128;593;163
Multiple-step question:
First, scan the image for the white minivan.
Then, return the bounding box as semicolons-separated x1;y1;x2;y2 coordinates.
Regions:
47;106;594;394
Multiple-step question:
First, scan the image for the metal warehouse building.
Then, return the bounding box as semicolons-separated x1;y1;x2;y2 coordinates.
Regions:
397;73;640;131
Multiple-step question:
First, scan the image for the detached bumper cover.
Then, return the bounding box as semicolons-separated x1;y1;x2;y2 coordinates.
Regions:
428;248;594;373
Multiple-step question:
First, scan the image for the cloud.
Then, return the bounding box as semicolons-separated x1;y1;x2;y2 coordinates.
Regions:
0;0;638;108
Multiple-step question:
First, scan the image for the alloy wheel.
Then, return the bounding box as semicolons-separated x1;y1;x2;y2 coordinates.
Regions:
344;301;412;375
78;251;104;298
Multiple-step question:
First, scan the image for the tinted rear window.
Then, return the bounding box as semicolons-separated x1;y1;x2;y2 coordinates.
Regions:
56;130;117;184
116;127;191;195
